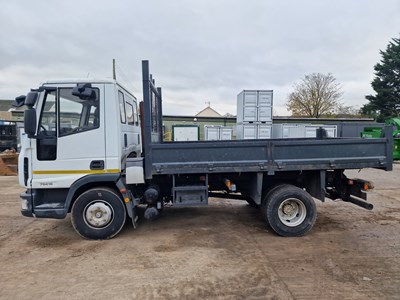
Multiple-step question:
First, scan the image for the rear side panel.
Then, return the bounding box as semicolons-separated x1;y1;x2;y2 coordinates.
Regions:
149;134;392;176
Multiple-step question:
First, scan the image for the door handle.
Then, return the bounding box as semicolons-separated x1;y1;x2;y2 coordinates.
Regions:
90;160;104;170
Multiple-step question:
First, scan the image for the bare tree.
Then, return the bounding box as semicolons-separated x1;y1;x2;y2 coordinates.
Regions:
335;104;362;118
286;73;343;117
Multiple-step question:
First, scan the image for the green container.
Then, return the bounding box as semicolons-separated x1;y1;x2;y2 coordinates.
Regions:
393;139;400;160
361;127;382;138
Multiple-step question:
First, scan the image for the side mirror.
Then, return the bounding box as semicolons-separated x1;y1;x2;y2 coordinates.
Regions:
24;108;37;138
25;92;39;107
72;83;96;100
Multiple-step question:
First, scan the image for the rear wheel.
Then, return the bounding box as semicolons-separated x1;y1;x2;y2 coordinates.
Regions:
261;184;316;237
71;187;126;239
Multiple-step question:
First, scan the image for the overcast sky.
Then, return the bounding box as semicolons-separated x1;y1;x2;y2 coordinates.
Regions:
0;0;399;116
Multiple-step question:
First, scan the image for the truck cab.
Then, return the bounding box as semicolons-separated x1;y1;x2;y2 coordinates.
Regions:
18;79;141;219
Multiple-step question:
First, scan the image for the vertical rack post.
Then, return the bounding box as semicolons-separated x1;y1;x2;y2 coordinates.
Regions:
142;60;163;179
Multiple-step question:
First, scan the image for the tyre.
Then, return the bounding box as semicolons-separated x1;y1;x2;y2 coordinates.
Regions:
262;184;317;237
260;184;284;220
71;187;126;239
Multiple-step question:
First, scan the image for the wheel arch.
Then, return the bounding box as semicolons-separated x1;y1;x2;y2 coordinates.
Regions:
65;174;122;214
261;170;326;202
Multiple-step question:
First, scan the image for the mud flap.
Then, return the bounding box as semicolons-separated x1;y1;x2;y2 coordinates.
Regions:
116;179;138;228
124;197;139;229
248;172;263;205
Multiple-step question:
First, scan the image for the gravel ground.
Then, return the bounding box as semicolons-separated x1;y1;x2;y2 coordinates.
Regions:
0;164;399;299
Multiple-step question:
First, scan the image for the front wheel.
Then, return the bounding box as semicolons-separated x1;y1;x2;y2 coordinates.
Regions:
261;184;317;237
71;187;126;239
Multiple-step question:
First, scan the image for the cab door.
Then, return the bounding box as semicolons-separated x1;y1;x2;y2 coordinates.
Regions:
30;84;106;189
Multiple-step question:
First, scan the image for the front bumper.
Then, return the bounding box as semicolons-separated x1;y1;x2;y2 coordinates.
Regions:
20;189;66;219
20;189;35;217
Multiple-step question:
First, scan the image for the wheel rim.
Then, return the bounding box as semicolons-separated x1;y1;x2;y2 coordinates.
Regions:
84;201;114;229
278;198;307;227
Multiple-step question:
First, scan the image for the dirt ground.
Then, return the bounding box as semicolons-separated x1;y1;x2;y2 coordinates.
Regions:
0;165;399;300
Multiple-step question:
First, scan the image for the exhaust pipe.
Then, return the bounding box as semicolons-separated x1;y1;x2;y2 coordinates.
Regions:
344;196;373;210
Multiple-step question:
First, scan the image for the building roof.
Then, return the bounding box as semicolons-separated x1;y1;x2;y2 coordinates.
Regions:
195;106;222;117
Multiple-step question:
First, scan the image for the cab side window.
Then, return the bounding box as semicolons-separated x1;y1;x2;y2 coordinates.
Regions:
126;102;134;125
38;90;57;136
124;93;139;126
37;90;57;161
119;91;126;123
58;88;100;136
133;101;139;126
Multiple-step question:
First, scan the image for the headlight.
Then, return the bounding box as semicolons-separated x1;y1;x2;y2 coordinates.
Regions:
21;199;29;210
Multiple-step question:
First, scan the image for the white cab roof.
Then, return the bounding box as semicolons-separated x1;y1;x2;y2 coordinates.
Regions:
42;78;118;85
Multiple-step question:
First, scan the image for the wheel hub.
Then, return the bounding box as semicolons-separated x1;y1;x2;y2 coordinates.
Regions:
278;198;307;227
282;203;296;216
85;202;113;228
